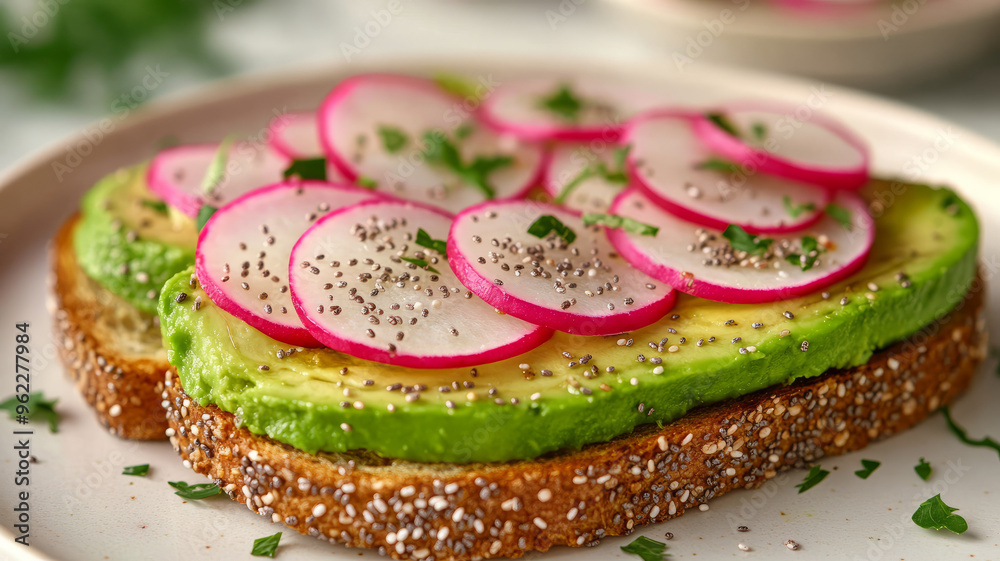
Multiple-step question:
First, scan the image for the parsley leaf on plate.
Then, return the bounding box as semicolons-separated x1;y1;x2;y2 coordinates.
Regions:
123;464;150;477
940;406;1000;460
795;465;829;494
0;392;60;433
141;200;170;215
433;73;484;102
854;459;880;479
415;228;448;256
914;457;932;481
826;203;853;230
750;122;768;142
196;205;218;231
695;157;742;174
620;535;668;561
356;176;377;189
912;494;968;534
251;531;282;557
282;157;327;181
782;196;816;219
527;215;576;244
785;236;824;272
705;112;741;138
201;136;236;195
422;131;511;199
377;125;409;153
538;83;584;123
582;213;658;236
168;481;222;500
554;145;631;204
722;225;772;255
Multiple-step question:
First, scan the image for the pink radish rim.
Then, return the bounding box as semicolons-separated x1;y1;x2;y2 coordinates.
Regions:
268;111;316;160
692;101;870;191
622;110;832;236
196;180;380;347
607;189;874;304
479;90;625;143
289;198;553;368
147;143;217;217
448;199;677;335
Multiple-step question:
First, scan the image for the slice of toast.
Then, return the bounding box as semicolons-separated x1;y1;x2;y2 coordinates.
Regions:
162;275;987;560
50;215;169;440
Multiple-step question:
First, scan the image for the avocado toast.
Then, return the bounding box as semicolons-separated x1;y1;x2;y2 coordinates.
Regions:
54;73;986;559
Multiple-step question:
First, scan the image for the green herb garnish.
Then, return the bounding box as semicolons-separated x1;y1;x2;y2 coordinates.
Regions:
356;176;377;189
914;457;932;481
695;157;742;174
433;73;483;102
854;459;880;479
527;215;577;244
454;123;476;140
168;481;222;500
377;125;409;153
141;200;169;214
826;203;853;230
912;494;968;534
554;145;631;204
941;406;1000;460
0;392;60;433
415;228;447;256
195;205;218;231
722;224;772;255
538;84;584;123
123;464;150;477
582;213;658;236
750;122;767;141
620;535;668;561
400;257;440;275
282;157;327;181
251;531;282;557
422;131;512;199
201;136;236;195
795;465;829;494
706;112;741;138
785;236;823;272
783;196;816;219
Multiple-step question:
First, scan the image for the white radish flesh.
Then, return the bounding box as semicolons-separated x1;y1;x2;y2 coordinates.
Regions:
544;143;630;212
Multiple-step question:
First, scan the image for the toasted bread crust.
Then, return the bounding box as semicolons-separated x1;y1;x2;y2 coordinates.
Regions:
162;275;986;560
50;215;169;440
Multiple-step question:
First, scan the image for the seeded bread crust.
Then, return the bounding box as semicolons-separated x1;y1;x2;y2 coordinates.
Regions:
162;275;987;560
50;215;169;440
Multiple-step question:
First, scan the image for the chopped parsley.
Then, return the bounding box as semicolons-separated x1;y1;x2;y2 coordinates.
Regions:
795;465;829;493
826;203;853;230
433;73;483;102
201;136;236;195
0;392;60;433
722;224;772;255
251;531;282;557
415;228;448;256
140;199;169;214
620;535;668;561
911;494;968;534
356;176;377;189
554;145;631;204
782;196;816;219
196;205;218;231
582;213;658;236
706;112;741;138
122;464;150;477
527;215;576;244
168;480;222;500
914;457;932;481
750;122;768;141
282;157;327;181
785;236;824;272
941;406;1000;460
854;459;880;479
538;83;584;123
454;123;476;140
377;125;409;153
400;257;439;275
421;131;512;199
695;157;742;174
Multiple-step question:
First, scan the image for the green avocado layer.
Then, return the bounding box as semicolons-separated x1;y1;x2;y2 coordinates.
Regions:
159;182;978;463
75;167;197;314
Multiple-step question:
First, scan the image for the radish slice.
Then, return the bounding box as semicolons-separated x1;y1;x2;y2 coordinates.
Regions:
607;189;873;304
625;111;831;235
268;111;345;182
480;77;665;142
289;199;551;368
318;74;545;214
196;181;378;347
544;143;630;212
448;200;676;336
692;103;870;191
147;142;289;217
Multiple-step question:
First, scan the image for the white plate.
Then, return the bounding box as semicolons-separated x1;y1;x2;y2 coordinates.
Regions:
602;0;1000;89
0;57;998;561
